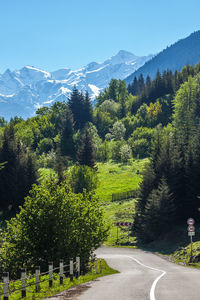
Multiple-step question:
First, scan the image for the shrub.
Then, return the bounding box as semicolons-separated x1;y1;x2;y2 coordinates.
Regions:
120;144;132;162
68;165;98;194
1;179;107;278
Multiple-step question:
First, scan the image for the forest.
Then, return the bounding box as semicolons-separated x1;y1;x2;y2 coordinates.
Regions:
1;62;200;276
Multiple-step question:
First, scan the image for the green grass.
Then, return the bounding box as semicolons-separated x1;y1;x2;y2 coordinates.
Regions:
173;241;200;267
0;259;118;299
94;159;149;246
95;159;148;203
103;200;136;246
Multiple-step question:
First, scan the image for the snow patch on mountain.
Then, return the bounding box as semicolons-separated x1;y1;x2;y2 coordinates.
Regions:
0;50;153;119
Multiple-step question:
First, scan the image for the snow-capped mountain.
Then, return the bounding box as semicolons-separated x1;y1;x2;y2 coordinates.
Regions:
0;50;153;119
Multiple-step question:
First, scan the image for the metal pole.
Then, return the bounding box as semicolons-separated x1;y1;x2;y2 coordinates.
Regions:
191;235;193;259
128;226;130;243
117;225;118;244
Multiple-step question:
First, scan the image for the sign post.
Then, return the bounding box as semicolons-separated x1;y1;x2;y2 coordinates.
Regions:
187;218;195;260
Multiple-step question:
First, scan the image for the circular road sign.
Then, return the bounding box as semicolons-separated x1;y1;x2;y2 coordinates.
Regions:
187;218;195;225
188;225;195;232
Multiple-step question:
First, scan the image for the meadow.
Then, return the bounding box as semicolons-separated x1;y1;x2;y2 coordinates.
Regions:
95;159;148;246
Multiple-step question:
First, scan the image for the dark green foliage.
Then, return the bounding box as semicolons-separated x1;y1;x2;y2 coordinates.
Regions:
0;124;37;214
77;126;96;168
134;74;200;242
136;178;175;243
83;91;93;123
68;86;85;130
68;87;93;130
60;107;75;158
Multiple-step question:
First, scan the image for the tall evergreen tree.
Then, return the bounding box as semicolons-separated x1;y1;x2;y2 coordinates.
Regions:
68;86;84;129
77;126;96;168
60;107;75;158
83;91;93;124
0;124;37;214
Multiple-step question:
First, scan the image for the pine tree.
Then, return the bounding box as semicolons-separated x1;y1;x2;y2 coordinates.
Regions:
0;124;37;214
60;107;75;158
77;126;96;168
83;91;93;124
68;86;84;129
141;178;175;242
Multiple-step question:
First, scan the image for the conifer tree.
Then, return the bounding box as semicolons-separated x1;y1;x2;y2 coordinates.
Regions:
68;86;84;129
0;124;37;214
83;91;93;124
77;126;96;168
60;107;75;158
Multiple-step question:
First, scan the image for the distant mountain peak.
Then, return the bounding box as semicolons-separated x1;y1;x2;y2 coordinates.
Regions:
0;51;152;119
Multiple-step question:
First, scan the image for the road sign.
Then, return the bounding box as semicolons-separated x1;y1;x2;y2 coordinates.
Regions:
187;218;195;225
115;222;132;227
188;232;195;236
188;225;195;232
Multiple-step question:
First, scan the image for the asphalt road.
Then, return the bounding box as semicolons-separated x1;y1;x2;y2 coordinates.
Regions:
76;246;200;300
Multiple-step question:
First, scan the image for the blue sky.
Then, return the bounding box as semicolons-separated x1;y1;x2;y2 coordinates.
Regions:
0;0;200;73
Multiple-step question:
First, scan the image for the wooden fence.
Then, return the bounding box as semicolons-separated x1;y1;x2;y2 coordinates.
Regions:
0;257;80;299
0;257;103;299
111;189;139;202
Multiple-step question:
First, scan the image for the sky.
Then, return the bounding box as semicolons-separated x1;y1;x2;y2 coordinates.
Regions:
0;0;200;73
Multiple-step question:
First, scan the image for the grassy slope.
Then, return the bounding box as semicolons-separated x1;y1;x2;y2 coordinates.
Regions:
95;159;148;203
95;159;148;246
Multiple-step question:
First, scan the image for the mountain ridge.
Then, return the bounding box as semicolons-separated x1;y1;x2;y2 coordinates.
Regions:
0;50;152;119
125;30;200;84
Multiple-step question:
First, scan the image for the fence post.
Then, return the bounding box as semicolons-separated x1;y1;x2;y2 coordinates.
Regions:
76;256;80;279
100;259;102;273
49;262;53;288
21;268;26;298
3;272;9;300
70;258;73;281
95;260;98;274
59;260;64;284
35;266;40;292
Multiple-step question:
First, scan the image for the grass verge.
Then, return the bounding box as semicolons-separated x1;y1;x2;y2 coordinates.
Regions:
103;199;136;246
0;259;118;299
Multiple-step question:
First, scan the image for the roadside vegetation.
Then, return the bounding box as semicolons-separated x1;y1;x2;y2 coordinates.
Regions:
0;259;118;299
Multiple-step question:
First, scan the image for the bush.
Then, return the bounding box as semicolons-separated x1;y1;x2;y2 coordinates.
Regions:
120;144;132;162
68;165;98;194
1;179;107;278
131;138;150;158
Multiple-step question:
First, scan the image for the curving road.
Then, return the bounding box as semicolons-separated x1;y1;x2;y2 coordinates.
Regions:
75;246;200;300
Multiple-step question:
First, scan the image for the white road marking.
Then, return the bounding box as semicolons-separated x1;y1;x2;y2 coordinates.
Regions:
127;255;166;300
98;254;166;300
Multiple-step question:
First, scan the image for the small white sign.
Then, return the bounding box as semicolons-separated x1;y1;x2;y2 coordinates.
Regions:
187;218;195;225
188;231;195;236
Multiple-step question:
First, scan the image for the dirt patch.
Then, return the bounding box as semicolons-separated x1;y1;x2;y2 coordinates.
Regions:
44;279;99;300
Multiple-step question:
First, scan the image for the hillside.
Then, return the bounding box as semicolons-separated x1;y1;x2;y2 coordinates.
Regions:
125;30;200;83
